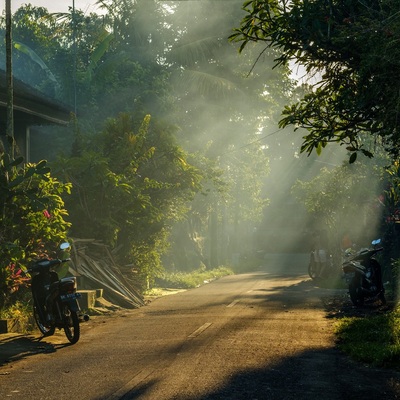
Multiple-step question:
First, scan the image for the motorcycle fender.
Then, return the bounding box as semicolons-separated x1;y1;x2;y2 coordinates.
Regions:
64;298;81;312
342;264;358;274
343;262;364;275
60;292;82;312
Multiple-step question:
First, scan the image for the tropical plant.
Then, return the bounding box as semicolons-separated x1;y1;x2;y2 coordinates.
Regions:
53;112;202;287
0;154;71;309
230;0;400;162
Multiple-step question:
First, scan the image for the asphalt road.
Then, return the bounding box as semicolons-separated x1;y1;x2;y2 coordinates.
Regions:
1;260;400;399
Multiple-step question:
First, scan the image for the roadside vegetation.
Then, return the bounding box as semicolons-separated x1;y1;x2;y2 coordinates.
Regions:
153;266;234;290
335;307;400;369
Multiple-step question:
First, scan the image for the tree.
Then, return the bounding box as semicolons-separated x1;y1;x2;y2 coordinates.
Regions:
89;0;172;121
159;0;292;268
292;161;382;241
54;112;202;287
1;2;294;277
230;0;400;162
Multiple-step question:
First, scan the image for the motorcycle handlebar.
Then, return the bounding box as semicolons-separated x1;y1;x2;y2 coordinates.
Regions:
27;257;71;273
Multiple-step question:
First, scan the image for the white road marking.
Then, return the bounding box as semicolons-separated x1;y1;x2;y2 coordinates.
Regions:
188;322;212;338
227;299;240;308
105;368;155;400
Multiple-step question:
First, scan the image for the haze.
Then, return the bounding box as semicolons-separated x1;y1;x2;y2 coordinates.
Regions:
2;0;385;278
2;1;99;14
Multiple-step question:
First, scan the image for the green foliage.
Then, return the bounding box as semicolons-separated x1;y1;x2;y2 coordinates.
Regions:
162;0;286;269
0;4;68;98
291;160;384;241
13;41;58;87
53;112;203;287
78;0;173;121
0;154;71;309
4;2;290;279
0;299;32;333
335;308;400;368
231;0;400;161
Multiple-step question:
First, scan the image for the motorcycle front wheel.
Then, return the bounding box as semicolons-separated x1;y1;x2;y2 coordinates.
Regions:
33;303;55;336
349;278;364;306
378;291;386;305
62;304;80;344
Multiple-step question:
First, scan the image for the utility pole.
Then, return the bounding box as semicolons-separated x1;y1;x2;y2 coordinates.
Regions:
5;0;14;159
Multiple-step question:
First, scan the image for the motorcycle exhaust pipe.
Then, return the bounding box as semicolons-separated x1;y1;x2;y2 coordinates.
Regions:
361;286;377;295
79;314;90;322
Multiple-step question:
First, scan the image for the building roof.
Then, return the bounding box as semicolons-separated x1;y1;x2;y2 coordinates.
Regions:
0;70;72;126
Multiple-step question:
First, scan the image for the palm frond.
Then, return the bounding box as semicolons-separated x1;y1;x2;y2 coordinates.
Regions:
173;69;242;99
167;36;221;66
14;41;59;88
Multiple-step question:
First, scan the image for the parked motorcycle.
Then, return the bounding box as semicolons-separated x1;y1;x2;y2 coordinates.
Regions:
308;249;335;280
27;242;88;344
342;239;386;306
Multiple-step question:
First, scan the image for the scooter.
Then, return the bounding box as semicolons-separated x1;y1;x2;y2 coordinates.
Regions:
27;242;89;344
342;239;386;306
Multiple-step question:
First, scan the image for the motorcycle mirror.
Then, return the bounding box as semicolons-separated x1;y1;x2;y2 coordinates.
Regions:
371;239;381;246
60;242;71;250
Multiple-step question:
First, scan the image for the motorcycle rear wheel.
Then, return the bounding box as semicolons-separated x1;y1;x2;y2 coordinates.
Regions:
33;303;55;336
349;278;364;306
308;259;319;280
62;304;80;344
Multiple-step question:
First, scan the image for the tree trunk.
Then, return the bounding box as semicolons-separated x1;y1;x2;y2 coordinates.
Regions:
5;0;14;160
209;210;219;268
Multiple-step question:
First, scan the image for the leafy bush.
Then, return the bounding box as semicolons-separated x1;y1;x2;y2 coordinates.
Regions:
0;154;71;310
0;298;33;333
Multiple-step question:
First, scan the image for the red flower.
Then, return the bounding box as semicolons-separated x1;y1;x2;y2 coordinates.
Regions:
43;209;51;219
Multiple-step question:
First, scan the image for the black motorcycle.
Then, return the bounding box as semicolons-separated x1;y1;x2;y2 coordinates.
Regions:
342;239;386;306
27;243;88;344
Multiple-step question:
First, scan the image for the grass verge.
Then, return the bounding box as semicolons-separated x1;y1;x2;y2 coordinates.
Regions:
334;306;400;369
153;266;234;290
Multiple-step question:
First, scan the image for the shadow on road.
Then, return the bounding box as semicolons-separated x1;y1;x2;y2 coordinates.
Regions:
0;334;70;366
187;348;400;400
117;346;400;400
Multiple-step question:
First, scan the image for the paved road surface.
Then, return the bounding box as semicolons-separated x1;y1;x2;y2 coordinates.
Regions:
1;262;400;399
